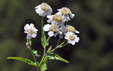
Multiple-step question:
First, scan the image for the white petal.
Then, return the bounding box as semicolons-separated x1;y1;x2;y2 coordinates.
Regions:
32;33;37;38
48;6;53;14
56;12;62;15
35;6;42;14
71;41;75;45
33;28;38;32
24;24;30;30
64;36;68;40
75;30;80;34
70;12;75;18
62;15;70;22
30;23;34;28
40;11;45;17
75;36;80;42
47;19;53;23
47;15;53;18
43;24;51;31
51;21;56;24
57;9;61;12
48;31;54;37
24;30;28;33
66;15;70;21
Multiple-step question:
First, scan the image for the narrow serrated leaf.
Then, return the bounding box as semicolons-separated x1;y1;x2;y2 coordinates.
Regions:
7;57;39;66
47;53;69;63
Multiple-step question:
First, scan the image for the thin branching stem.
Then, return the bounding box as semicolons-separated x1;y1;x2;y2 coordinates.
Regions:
55;37;61;47
51;40;66;52
38;17;47;71
28;46;38;70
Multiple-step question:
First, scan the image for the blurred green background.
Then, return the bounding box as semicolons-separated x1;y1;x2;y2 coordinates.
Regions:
0;0;113;71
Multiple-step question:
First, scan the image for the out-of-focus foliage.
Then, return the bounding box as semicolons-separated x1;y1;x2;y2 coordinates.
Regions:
0;0;113;71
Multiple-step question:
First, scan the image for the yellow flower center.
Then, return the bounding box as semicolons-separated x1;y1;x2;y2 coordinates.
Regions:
49;24;59;32
67;26;75;32
53;14;62;22
61;7;70;15
69;35;75;40
40;3;50;11
28;29;34;34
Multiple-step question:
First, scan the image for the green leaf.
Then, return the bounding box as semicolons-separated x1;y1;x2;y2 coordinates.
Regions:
40;63;47;71
41;30;49;48
32;50;41;57
47;46;52;53
47;53;69;63
7;57;39;67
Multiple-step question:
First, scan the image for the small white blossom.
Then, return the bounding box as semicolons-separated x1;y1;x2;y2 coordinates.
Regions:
59;25;79;35
47;13;64;26
65;32;79;45
66;25;79;33
43;24;51;31
57;7;75;22
48;31;54;37
24;23;38;39
43;24;60;37
35;2;52;17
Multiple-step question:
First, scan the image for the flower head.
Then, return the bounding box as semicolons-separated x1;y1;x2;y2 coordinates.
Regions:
24;23;38;39
43;24;60;37
47;14;64;26
59;25;79;34
65;32;79;45
66;25;79;33
57;7;75;22
35;2;52;17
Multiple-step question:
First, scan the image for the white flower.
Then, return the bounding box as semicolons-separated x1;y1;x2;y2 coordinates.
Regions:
57;7;75;22
47;13;64;26
48;31;54;37
43;24;51;31
24;23;38;39
66;25;79;33
65;32;79;45
35;2;52;17
59;25;79;35
43;24;59;37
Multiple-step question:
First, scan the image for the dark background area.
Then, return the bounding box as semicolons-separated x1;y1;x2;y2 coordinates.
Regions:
0;0;113;71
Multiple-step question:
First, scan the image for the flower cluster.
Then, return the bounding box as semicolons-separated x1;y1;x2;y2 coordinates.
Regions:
24;2;80;45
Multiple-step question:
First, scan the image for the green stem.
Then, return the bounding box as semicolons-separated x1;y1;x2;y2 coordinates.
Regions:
38;44;46;71
55;37;61;47
51;40;66;52
41;17;43;33
47;36;51;43
38;52;46;67
61;42;69;47
28;46;38;68
38;17;47;71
